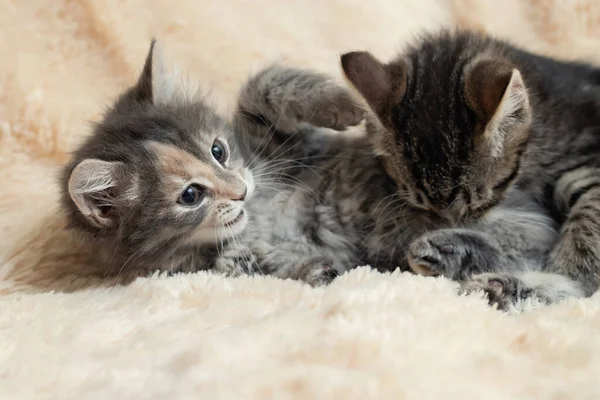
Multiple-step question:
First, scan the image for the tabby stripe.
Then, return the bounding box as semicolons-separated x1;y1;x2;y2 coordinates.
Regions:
553;159;600;177
493;158;521;191
568;182;600;209
238;110;271;127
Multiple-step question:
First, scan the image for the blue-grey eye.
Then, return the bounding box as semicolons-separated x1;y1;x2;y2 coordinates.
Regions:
211;140;226;163
178;184;203;206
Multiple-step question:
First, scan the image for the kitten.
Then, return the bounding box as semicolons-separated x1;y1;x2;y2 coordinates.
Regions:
217;65;434;285
340;30;593;309
219;63;562;291
61;41;254;279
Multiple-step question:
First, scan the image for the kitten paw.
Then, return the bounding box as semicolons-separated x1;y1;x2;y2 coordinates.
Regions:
407;230;474;279
292;257;339;287
408;229;502;280
307;89;365;131
213;250;260;277
460;273;532;311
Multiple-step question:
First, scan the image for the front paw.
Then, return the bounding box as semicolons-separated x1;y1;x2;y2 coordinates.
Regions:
407;230;474;279
460;273;532;311
292;257;339;287
213;251;260;277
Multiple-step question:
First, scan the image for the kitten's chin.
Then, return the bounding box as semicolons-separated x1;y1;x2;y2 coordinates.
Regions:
183;211;248;246
220;209;248;237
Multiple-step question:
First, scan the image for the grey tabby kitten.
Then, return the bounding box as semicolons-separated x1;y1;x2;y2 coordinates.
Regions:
61;41;255;280
341;29;594;309
219;61;564;295
216;65;426;285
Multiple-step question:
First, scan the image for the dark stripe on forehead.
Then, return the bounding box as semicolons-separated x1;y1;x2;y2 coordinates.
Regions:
238;110;271;127
493;158;521;192
447;184;462;204
568;182;600;210
407;54;419;103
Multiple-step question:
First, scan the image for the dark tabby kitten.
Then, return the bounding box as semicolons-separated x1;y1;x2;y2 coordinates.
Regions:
341;30;596;308
226;61;572;298
61;41;254;279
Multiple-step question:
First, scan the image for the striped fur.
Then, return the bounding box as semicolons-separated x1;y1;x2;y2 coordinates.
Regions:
343;30;599;308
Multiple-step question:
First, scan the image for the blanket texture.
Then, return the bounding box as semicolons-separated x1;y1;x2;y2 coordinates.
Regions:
1;1;600;398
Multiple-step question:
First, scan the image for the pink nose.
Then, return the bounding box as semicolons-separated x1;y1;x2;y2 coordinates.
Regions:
234;188;247;201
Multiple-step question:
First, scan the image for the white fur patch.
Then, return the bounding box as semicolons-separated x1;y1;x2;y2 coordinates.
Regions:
151;41;178;105
485;69;530;158
516;271;586;300
68;159;122;218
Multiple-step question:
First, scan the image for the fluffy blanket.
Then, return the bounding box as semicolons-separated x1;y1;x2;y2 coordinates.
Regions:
1;1;600;398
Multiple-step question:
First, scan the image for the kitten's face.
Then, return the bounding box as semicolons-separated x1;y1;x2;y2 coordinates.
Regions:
62;41;253;263
342;32;532;224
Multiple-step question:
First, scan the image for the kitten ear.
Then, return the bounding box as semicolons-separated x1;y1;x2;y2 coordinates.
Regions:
133;39;176;105
465;60;532;156
68;159;131;229
341;52;404;115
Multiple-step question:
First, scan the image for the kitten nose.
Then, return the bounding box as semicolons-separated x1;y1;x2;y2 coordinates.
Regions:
234;188;247;201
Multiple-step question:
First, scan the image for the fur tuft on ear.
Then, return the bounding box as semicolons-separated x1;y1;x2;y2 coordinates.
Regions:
68;159;130;229
133;39;177;105
465;60;532;158
341;51;399;115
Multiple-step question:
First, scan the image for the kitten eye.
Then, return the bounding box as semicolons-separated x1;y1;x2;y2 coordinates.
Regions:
178;184;204;206
211;140;227;163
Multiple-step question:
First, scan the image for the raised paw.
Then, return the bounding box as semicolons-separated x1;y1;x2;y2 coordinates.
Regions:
460;273;532;311
305;88;365;131
291;256;339;287
407;229;502;280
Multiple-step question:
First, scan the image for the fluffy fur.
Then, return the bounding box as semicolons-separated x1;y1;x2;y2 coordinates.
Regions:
231;66;435;283
342;30;599;309
60;41;254;280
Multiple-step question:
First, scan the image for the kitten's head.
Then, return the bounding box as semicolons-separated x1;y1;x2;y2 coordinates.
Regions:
341;31;532;224
61;40;253;265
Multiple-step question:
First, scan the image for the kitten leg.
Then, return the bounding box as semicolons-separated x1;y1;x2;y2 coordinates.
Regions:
460;271;585;311
285;256;340;287
548;167;600;295
234;66;365;162
408;194;558;280
212;246;339;287
407;228;510;280
249;241;339;287
212;243;261;277
238;66;364;132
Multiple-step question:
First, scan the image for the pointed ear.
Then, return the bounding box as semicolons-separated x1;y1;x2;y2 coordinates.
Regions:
465;60;532;157
132;39;176;105
68;159;132;229
341;51;404;115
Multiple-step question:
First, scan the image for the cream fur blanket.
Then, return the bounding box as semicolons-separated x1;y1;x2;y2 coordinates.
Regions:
2;1;600;398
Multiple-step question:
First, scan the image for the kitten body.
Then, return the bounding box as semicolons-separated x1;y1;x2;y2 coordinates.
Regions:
217;67;446;284
221;65;570;291
341;30;595;308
